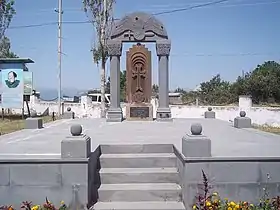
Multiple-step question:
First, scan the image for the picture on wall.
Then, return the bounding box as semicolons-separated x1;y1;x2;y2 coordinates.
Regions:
0;69;24;108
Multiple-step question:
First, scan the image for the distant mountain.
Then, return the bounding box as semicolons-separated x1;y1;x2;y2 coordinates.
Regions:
36;88;88;100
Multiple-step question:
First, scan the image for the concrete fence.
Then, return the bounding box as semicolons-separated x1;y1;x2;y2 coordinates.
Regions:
175;122;280;209
1;120;280;209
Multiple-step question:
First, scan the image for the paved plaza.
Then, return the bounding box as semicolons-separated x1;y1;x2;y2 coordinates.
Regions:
0;118;280;158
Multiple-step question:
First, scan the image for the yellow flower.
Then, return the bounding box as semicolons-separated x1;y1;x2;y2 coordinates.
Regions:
209;207;213;210
60;201;65;205
31;205;40;210
192;205;196;210
206;201;212;207
213;199;219;204
230;201;236;206
228;207;233;210
235;204;240;209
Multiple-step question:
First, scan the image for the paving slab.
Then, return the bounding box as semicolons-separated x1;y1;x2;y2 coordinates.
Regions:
0;118;279;158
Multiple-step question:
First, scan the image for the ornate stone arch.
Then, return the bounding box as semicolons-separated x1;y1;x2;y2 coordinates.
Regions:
106;12;172;122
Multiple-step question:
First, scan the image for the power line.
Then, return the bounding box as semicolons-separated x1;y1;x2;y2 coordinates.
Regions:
151;0;231;15
169;52;280;57
9;0;279;30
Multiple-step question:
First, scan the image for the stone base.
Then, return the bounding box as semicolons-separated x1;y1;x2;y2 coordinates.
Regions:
126;103;153;121
204;111;215;119
156;107;173;122
234;117;252;128
25;117;43;129
106;108;123;122
62;111;75;119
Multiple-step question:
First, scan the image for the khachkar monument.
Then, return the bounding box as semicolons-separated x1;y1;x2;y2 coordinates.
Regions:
106;12;172;122
126;43;153;121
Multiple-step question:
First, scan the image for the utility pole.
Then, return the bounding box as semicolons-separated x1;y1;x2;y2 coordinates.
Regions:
56;0;63;116
100;0;107;117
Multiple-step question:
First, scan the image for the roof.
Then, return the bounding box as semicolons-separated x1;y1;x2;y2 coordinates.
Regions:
0;58;34;64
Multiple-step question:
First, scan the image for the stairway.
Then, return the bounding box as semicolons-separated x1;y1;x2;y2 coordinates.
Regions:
93;144;185;210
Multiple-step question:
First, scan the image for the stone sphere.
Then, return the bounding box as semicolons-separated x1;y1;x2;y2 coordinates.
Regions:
240;111;246;117
70;124;82;136
67;107;71;112
191;123;202;135
208;107;212;111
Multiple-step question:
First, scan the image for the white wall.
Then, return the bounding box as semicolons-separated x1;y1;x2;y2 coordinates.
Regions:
1;96;280;127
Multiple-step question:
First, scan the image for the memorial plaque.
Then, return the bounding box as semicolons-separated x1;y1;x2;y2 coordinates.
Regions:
130;106;150;118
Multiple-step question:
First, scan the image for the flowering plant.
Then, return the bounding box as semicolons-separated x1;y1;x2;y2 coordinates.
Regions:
0;198;68;210
192;170;280;210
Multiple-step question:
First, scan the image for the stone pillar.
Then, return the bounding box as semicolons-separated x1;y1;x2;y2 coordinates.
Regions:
156;40;172;121
106;40;123;122
61;124;91;159
204;107;215;119
62;107;75;119
234;111;252;128
239;95;252;110
182;123;211;157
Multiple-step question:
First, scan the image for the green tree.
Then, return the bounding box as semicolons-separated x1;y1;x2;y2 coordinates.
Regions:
247;61;280;103
0;36;18;58
0;0;17;58
83;0;115;117
200;74;233;105
0;0;15;39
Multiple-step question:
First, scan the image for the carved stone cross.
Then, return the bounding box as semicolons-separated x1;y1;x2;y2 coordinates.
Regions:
132;63;146;92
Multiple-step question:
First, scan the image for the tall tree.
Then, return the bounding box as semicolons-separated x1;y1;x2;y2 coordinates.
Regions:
0;36;18;58
0;0;16;58
0;0;15;39
83;0;115;118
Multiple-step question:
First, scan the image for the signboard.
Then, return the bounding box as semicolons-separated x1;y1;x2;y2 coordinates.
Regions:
23;71;33;95
0;69;23;108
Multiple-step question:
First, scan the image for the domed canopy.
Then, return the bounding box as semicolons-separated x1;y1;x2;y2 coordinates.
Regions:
110;12;168;41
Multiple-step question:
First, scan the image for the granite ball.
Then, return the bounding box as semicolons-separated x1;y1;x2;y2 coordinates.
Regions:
70;124;82;136
67;107;71;112
191;123;202;135
208;107;212;111
240;111;246;117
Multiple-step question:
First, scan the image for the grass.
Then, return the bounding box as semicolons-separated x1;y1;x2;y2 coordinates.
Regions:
254;125;280;135
0;116;55;135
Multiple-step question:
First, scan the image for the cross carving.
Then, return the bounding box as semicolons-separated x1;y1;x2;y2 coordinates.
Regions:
132;63;146;92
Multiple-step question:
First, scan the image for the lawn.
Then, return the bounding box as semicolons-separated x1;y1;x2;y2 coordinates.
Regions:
254;125;280;135
0;116;55;135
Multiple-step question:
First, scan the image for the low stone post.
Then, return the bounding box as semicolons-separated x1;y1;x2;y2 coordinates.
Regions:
234;111;251;128
204;107;215;119
61;124;91;159
182;123;211;157
25;117;43;129
62;107;75;119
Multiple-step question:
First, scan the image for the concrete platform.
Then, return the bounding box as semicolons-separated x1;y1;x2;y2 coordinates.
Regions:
0;118;280;158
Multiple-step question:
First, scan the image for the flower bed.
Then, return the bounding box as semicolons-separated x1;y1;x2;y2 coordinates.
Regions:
192;170;280;210
0;198;68;210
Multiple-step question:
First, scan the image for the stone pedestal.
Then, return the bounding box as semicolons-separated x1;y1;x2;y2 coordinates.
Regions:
204;107;215;119
107;108;123;122
63;111;75;119
156;107;172;121
234;111;251;128
25;117;43;129
182;123;211;157
61;124;91;159
126;103;153;121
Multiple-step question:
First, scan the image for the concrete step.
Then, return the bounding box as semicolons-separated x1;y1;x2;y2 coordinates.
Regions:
100;167;179;184
98;183;182;202
100;144;174;154
93;201;185;210
100;153;177;168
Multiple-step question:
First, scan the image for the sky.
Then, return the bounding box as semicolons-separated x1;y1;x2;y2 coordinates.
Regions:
5;0;280;95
